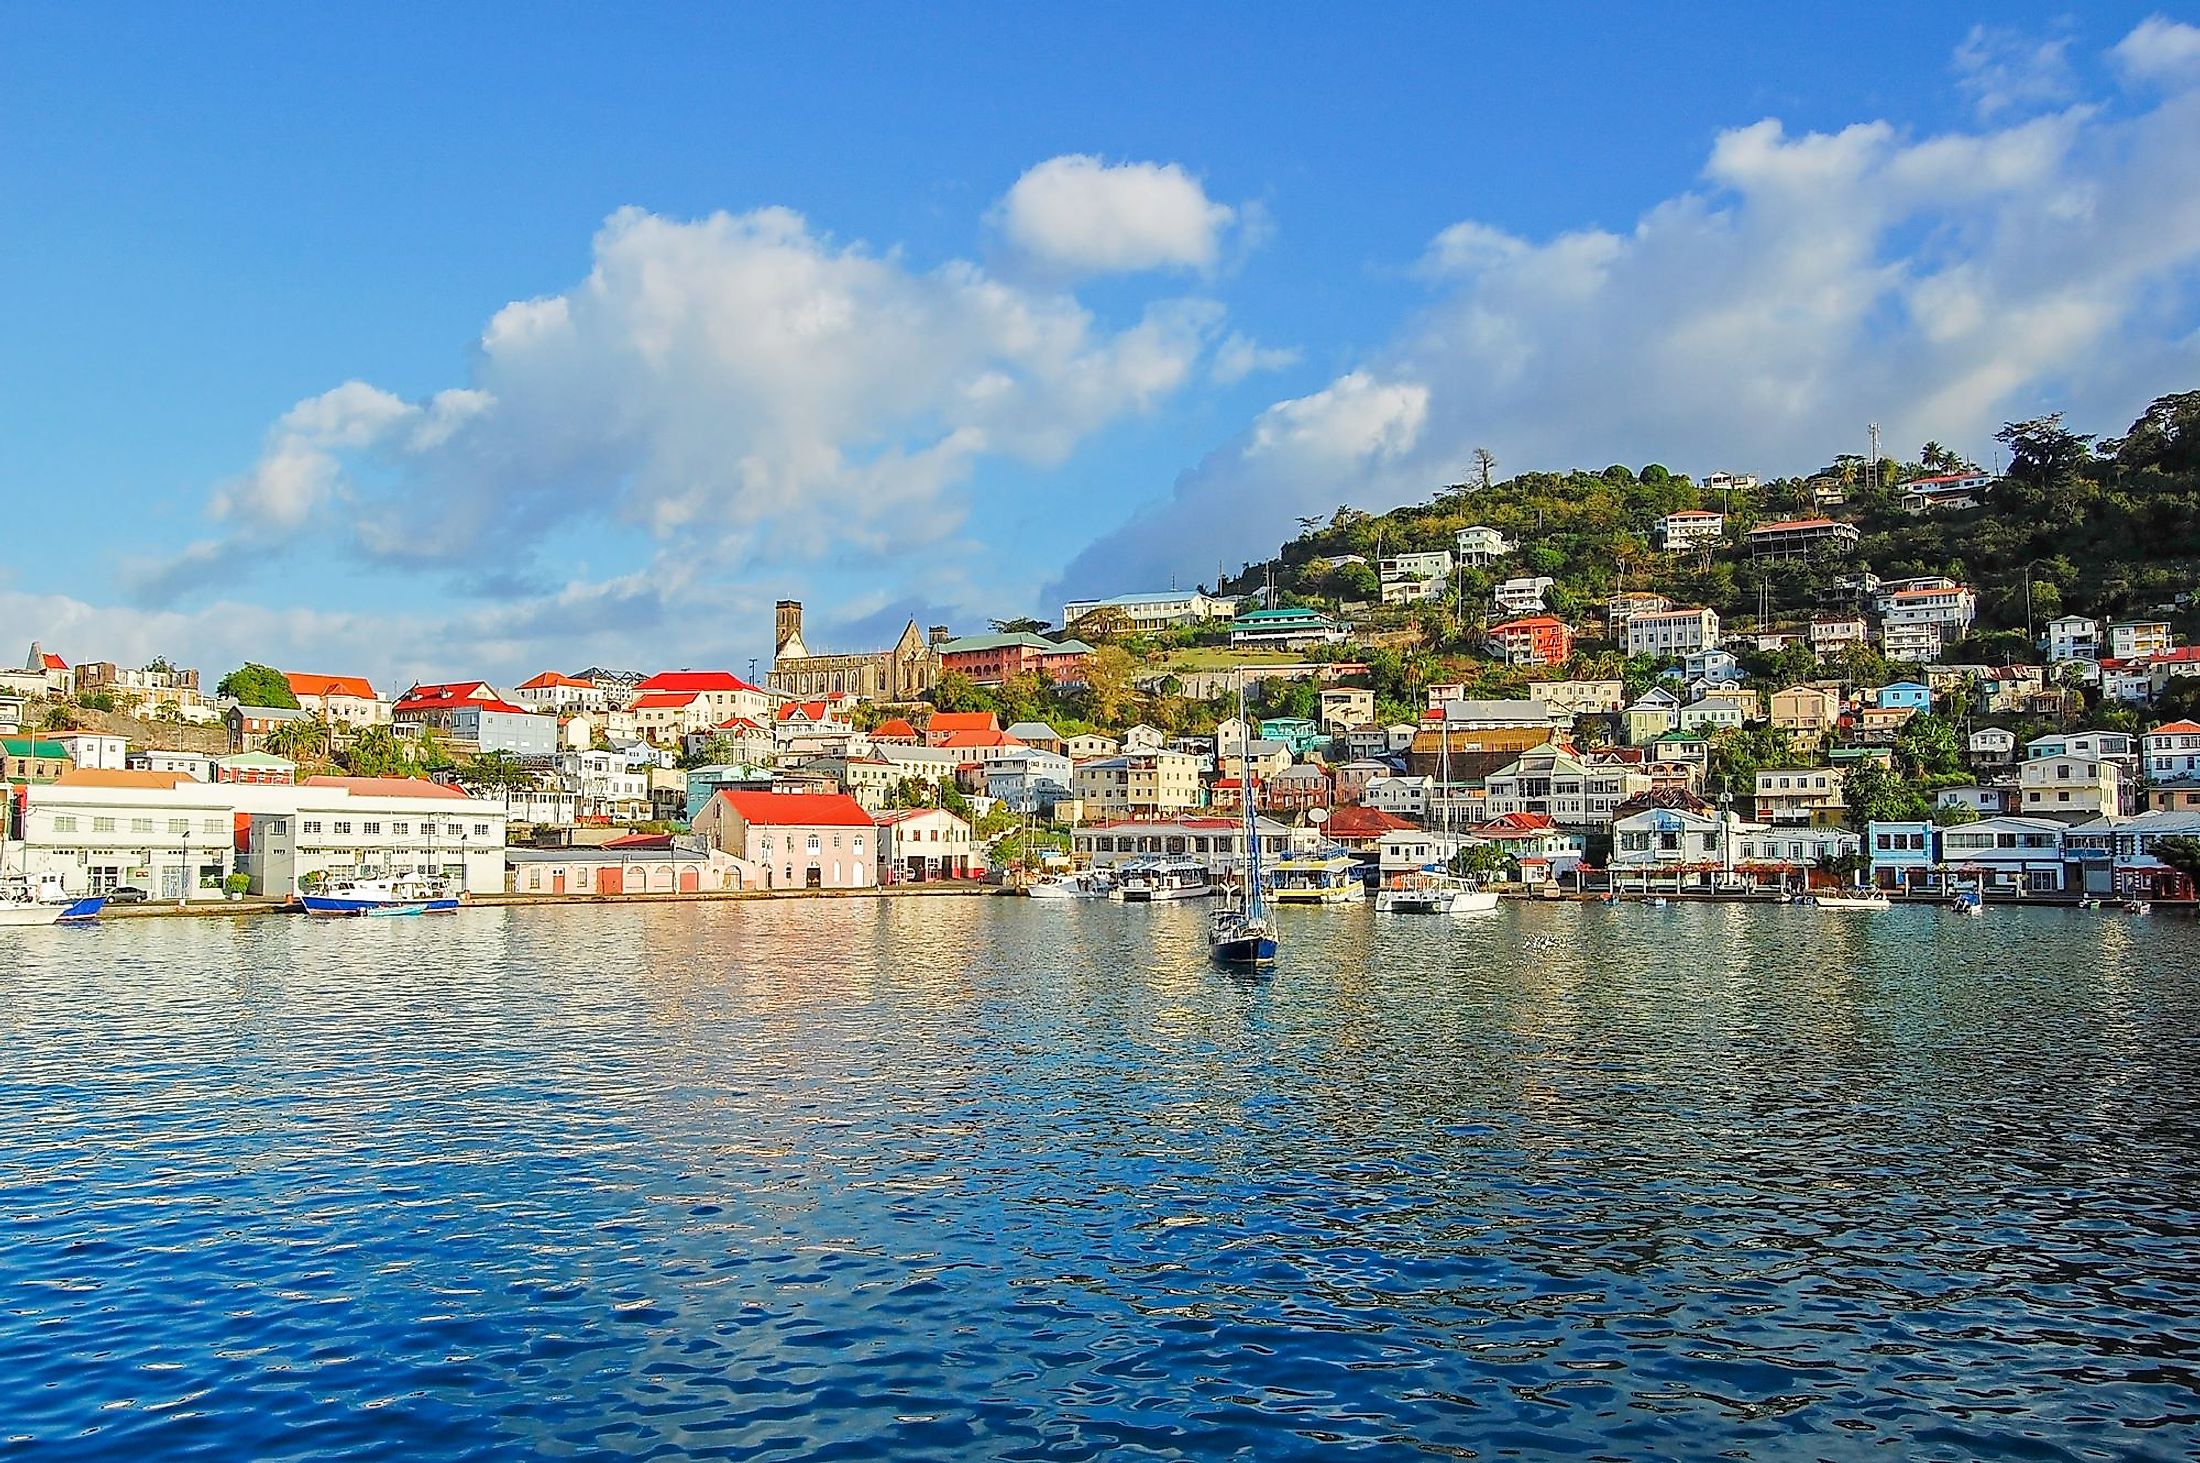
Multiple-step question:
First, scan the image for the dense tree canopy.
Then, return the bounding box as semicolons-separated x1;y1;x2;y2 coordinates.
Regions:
216;663;299;708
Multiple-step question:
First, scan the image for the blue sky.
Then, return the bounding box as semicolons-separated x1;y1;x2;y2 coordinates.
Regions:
4;3;2198;688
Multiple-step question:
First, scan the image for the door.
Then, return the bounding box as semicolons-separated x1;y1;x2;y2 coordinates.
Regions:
552;870;566;894
678;870;698;893
596;867;619;894
160;866;185;900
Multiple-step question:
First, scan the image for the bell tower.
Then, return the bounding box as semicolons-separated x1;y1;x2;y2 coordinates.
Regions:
774;600;807;661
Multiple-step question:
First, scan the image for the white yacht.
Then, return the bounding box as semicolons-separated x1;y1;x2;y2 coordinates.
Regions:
1376;868;1499;914
1025;870;1114;900
1115;857;1213;902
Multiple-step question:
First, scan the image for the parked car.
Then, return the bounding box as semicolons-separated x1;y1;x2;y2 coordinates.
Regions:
106;886;149;904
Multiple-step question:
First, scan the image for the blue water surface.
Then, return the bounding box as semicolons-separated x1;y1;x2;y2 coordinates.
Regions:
3;898;2197;1459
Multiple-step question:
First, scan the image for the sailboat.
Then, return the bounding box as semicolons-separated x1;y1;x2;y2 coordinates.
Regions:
1374;700;1499;914
1209;674;1277;970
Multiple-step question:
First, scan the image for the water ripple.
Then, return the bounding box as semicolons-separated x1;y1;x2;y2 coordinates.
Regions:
1;899;2196;1458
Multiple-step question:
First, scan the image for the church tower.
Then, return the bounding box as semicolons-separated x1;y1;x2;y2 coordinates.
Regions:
774;600;808;661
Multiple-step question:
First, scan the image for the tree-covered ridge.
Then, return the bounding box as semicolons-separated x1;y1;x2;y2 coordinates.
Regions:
1231;391;2200;646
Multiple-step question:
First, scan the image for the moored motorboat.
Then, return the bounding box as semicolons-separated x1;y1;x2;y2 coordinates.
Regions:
1025;870;1113;900
1266;849;1364;905
299;874;460;917
1115;857;1213;902
1375;868;1499;914
1814;890;1892;910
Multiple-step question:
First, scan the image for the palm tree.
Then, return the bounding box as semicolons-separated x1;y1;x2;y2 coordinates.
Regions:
266;716;331;763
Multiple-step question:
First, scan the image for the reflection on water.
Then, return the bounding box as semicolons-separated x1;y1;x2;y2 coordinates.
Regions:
3;900;2198;1459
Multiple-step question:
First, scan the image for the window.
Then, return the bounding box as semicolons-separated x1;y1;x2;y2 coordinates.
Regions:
202;818;223;835
132;818;153;833
363;822;381;835
53;815;77;833
168;819;189;835
806;834;821;854
393;822;410;835
303;820;322;834
473;824;488;838
333;821;352;835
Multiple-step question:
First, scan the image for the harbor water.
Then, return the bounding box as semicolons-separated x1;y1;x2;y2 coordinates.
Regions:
3;898;2197;1459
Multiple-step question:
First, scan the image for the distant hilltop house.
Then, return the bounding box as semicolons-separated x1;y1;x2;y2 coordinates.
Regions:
1654;509;1725;552
1059;590;1237;633
1746;518;1861;561
1453;525;1515;566
1900;472;1996;513
767;600;938;702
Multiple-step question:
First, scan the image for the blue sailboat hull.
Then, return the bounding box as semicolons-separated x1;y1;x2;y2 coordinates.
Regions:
1209;933;1277;967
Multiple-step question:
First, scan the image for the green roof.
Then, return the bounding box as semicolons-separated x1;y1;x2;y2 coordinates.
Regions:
1;737;67;758
1234;608;1335;624
938;633;1095;656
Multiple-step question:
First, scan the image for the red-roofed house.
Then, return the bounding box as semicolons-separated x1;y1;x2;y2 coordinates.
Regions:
393;683;556;756
1469;812;1587;874
286;671;388;727
2144;719;2200;810
1322;803;1419;851
682;716;772;765
925;711;1000;746
931;728;1027;764
1745;518;1861;560
874;806;982;882
513;671;607;715
629;690;714;744
870;718;921;745
692;790;878;889
634;671;770;726
1485;616;1575;667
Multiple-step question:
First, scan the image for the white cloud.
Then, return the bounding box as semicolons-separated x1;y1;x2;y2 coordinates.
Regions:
1953;24;2076;118
2111;15;2200;85
996;155;1236;274
1051;37;2200;604
1246;372;1427;461
1211;332;1301;384
137;199;1228;607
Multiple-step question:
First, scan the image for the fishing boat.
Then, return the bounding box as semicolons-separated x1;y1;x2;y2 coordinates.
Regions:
1115;856;1213;902
299;873;460;917
1266;848;1365;905
1375;867;1499;914
1025;869;1114;900
1209;673;1276;970
1814;890;1892;911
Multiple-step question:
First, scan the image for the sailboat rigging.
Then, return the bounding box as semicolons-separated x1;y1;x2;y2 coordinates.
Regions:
1208;672;1277;969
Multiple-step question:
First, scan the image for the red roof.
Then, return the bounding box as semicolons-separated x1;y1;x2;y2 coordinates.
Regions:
40;653;67;670
1474;811;1559;836
1890;586;1967;600
1324;805;1416;836
776;700;844;723
2150;720;2200;736
396;681;528;714
715;716;763;732
637;670;763;694
517;671;592;690
711;790;874;827
929;712;1000;734
303;775;470;800
288;671;378;700
872;718;920;739
601;832;674;849
1491;616;1567;632
630;691;703;710
936;729;1020;749
1750;518;1846;533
